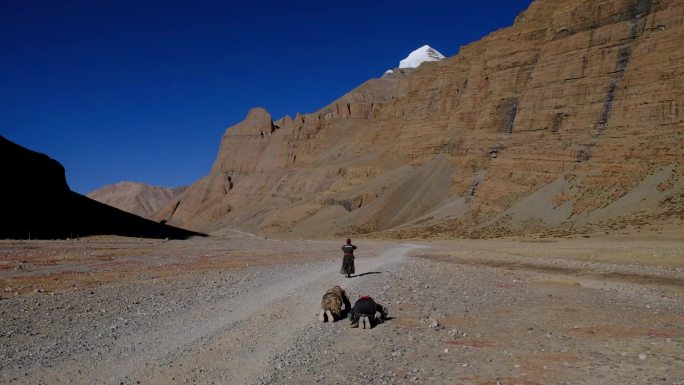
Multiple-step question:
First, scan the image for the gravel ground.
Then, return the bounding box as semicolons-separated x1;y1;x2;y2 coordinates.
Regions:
1;260;334;384
257;255;683;385
1;237;683;385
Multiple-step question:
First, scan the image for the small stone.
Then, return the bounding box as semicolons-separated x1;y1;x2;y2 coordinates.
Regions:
638;353;647;361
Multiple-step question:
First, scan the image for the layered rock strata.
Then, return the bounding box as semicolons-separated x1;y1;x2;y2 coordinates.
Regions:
160;0;683;238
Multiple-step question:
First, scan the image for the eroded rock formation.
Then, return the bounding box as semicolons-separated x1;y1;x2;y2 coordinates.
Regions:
159;0;683;238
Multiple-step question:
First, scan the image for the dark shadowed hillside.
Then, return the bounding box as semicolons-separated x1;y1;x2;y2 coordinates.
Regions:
0;135;201;240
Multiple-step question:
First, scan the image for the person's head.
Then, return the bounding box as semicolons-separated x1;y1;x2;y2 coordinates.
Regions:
346;238;351;244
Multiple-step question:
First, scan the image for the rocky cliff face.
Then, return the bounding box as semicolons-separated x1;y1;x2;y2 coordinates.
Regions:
159;0;683;238
87;181;187;219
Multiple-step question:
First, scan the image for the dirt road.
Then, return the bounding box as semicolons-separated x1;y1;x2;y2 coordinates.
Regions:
90;243;420;385
1;236;682;384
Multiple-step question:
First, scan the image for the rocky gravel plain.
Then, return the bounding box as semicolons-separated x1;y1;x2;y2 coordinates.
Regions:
258;252;683;385
1;234;682;385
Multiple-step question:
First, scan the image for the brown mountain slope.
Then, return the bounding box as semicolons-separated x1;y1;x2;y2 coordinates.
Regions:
158;0;683;238
87;181;187;219
0;136;201;240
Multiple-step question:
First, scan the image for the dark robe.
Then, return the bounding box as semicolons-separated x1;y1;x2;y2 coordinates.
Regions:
340;244;356;275
350;296;387;327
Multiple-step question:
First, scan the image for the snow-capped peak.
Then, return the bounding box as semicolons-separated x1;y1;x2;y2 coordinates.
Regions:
399;45;445;69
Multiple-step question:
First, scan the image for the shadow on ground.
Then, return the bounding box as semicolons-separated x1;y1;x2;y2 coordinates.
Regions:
351;271;382;278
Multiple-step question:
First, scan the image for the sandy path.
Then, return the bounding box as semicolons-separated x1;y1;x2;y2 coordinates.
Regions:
85;243;420;385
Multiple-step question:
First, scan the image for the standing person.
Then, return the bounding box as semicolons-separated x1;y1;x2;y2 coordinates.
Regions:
340;238;356;278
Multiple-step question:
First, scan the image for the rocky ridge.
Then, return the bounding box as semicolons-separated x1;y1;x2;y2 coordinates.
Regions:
158;0;684;238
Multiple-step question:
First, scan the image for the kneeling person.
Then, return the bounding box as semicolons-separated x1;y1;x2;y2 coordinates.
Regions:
319;286;351;322
350;296;388;329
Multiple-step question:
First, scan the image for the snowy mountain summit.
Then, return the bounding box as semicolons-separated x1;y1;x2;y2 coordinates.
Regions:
399;45;445;69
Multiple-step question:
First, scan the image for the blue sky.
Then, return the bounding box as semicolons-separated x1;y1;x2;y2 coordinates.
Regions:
1;0;532;194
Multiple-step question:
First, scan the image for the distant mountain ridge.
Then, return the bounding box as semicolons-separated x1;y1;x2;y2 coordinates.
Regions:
399;45;445;69
88;181;187;219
